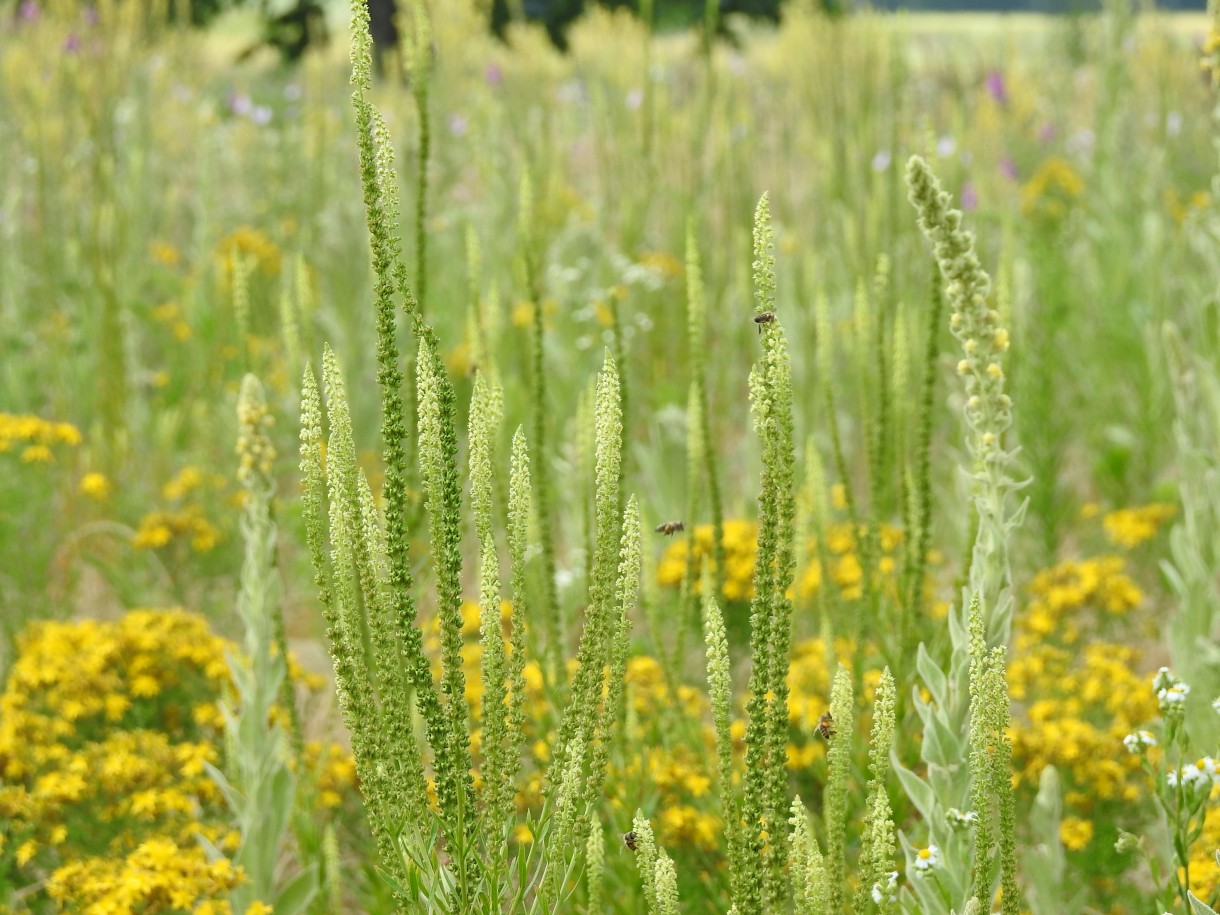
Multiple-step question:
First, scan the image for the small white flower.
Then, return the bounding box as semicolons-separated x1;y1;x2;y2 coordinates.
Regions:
1211;696;1220;715
945;807;979;830
1123;730;1157;754
871;871;899;904
1153;667;1175;692
912;845;941;876
1168;763;1212;792
1158;683;1191;707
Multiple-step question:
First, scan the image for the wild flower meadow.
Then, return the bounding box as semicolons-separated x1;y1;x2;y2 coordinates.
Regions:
4;0;1220;912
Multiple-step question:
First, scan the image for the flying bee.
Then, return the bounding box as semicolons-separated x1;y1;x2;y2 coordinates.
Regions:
655;521;685;536
753;311;776;333
817;710;835;741
622;830;638;852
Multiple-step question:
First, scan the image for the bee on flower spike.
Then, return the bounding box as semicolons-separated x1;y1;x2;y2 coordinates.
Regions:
817;710;835;741
753;311;776;333
622;830;638;852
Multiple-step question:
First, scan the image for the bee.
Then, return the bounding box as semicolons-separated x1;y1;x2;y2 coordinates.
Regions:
817;710;835;741
622;830;638;852
655;520;685;536
753;311;776;333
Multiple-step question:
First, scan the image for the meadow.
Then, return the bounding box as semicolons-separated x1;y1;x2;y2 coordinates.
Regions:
3;0;1220;912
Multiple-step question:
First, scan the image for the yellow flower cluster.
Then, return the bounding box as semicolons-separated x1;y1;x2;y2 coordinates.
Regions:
132;467;225;552
215;225;282;277
616;659;721;852
0;609;355;911
1020;156;1084;224
1010;642;1158;811
1164;187;1212;226
301;740;360;810
656;518;903;604
1018;555;1142;645
133;507;222;552
46;837;243;914
1102;503;1176;550
151;301;193;342
78;471;113;501
0;412;81;464
635;250;684;280
1187;799;1220;899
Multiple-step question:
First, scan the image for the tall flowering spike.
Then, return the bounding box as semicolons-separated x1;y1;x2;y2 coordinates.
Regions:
506;426;531;782
585;495;640;818
824;664;853;915
348;0;372;91
551;351;623;787
686;225;726;594
654;851;680;915
236;374;300;754
752;193;776;316
966;592;1023;913
905;274;945;619
587;822;606;914
900;157;1024;910
632;812;661;914
967;593;997;893
989;644;1021;915
471;375;511;842
704;586;744;901
416;338;475;823
318;348;397;877
857;668;898;915
740;193;798;912
299;366;332;620
789;797;829;915
348;0;450;800
906;154;1017;646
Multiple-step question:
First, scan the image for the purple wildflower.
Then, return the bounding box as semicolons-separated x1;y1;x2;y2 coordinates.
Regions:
485;63;503;87
961;182;979;211
985;69;1008;105
999;157;1018;181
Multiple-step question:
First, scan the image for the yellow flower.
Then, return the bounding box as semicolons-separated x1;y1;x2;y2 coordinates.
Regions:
1059;817;1093;851
20;444;54;464
162;466;205;501
1102;503;1176;549
149;240;182;267
246;902;274;914
1021;157;1084;224
79;472;112;501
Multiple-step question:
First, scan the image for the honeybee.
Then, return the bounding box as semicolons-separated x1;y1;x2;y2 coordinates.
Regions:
655;521;685;536
817;710;835;741
753;311;776;333
622;830;638;852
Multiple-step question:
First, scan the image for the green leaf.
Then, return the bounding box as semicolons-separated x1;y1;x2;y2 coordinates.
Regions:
1190;892;1220;915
